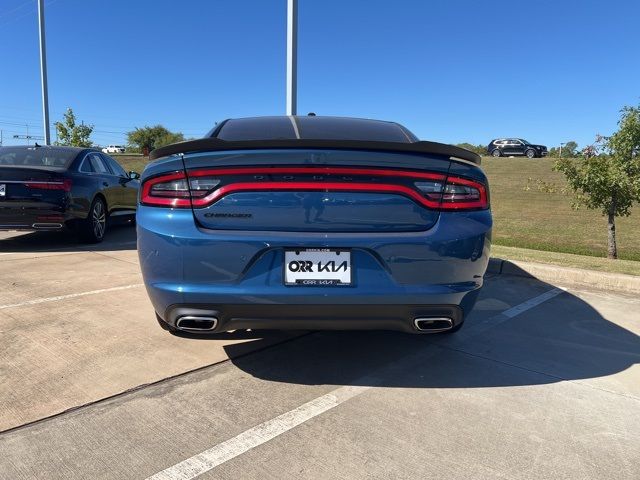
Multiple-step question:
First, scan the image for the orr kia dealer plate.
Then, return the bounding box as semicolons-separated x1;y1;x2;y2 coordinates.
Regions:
284;248;352;286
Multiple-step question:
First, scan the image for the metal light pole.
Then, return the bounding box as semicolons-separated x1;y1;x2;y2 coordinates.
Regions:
286;0;298;116
38;0;51;145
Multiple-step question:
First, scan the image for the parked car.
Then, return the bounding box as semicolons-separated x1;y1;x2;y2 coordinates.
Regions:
102;145;126;154
138;116;492;335
0;145;139;242
487;138;548;158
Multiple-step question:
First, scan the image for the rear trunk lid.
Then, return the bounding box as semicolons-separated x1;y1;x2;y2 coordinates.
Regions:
181;149;452;232
0;167;69;227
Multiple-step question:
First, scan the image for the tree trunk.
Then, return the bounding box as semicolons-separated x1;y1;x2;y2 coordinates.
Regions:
607;194;617;260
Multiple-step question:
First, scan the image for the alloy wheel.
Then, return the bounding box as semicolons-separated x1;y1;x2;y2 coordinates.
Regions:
92;201;106;240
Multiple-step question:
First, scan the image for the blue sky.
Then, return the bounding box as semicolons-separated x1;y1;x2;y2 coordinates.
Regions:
0;0;638;148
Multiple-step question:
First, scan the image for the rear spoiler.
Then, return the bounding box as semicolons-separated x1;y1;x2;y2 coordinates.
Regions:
149;138;481;165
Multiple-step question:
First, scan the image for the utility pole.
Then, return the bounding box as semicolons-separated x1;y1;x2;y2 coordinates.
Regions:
38;0;51;145
286;0;298;116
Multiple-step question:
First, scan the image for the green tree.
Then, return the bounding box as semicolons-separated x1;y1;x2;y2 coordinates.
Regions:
555;105;640;259
126;125;185;155
455;143;486;156
54;108;94;147
549;141;579;158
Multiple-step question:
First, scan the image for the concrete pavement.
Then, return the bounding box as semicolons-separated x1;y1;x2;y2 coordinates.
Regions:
0;229;638;479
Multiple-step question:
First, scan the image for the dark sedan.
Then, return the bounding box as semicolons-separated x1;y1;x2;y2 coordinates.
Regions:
0;145;139;242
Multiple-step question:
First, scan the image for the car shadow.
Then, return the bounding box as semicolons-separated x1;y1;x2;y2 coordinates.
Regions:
209;276;640;390
0;223;137;253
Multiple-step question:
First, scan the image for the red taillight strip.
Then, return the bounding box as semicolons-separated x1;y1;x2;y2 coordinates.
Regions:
24;179;72;192
187;166;446;181
140;167;488;210
191;182;443;209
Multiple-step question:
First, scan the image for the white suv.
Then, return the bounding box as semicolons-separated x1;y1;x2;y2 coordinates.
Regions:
101;145;126;154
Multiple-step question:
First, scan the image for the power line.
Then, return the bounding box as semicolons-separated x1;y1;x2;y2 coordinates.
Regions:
0;0;58;29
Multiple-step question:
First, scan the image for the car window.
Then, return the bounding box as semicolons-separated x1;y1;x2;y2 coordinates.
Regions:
215;116;415;142
0;147;76;168
89;153;111;174
102;154;128;177
79;155;95;173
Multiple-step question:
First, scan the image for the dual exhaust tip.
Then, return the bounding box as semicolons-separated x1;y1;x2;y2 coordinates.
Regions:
176;315;218;332
414;317;454;333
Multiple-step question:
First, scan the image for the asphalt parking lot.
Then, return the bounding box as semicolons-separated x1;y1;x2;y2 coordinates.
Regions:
0;228;639;479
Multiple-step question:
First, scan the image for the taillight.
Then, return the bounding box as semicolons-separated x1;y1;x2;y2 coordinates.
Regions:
140;172;221;207
439;176;488;210
25;179;72;192
415;175;488;210
140;167;487;211
140;172;191;207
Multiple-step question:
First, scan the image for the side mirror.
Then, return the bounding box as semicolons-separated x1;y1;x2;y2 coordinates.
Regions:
128;171;140;180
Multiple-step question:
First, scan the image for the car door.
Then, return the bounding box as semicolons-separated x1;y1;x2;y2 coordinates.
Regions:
503;139;520;156
102;154;138;212
87;152;120;213
511;139;526;155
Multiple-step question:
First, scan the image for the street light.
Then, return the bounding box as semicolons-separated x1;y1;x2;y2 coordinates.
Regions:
38;0;51;145
286;0;298;115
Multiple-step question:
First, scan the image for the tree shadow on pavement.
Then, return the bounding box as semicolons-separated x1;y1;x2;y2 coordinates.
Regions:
216;276;640;390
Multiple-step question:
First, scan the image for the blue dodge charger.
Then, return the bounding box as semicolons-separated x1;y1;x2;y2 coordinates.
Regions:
137;116;491;334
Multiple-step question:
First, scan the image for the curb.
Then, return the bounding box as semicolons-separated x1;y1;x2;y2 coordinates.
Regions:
487;257;640;294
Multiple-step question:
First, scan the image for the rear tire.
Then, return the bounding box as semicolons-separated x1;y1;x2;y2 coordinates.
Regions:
525;149;536;159
491;149;501;157
79;197;107;243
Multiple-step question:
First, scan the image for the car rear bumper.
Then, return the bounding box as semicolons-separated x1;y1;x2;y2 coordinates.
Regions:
162;303;468;334
137;206;492;333
0;211;72;231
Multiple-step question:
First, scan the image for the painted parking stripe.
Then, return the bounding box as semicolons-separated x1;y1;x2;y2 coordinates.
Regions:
501;287;566;318
147;385;371;480
146;287;566;480
0;284;143;310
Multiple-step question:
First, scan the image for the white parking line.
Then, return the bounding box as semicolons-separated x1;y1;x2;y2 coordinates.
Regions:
148;385;370;480
501;287;565;318
146;287;566;480
0;284;143;310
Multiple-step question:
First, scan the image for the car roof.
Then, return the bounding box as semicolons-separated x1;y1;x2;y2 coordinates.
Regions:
209;116;419;143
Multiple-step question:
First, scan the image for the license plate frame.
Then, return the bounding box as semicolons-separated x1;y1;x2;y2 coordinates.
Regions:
284;248;352;286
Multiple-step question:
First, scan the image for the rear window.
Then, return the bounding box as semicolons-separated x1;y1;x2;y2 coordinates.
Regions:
214;117;416;143
0;147;76;168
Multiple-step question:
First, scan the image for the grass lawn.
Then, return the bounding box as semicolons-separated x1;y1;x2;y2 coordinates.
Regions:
117;154;640;264
482;156;640;262
491;245;640;276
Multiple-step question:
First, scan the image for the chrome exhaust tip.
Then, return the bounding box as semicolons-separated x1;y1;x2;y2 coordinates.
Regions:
32;223;63;229
176;316;218;332
414;317;454;333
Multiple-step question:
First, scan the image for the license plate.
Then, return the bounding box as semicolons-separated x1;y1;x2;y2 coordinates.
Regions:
284;249;352;286
0;184;5;197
